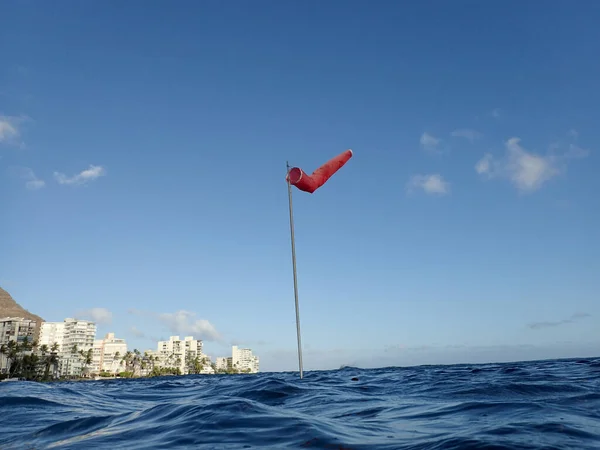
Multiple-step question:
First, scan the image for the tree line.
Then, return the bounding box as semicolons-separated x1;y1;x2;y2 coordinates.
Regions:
0;338;251;381
0;338;60;381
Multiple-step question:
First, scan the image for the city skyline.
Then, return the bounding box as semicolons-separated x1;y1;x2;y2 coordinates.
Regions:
2;302;597;374
2;2;599;373
2;313;260;377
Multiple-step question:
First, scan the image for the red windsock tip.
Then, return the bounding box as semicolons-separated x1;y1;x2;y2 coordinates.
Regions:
287;167;303;185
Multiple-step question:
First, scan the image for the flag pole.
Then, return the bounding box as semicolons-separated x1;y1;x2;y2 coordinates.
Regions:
286;161;304;379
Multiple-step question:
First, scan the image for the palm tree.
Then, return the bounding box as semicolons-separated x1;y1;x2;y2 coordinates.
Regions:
44;342;61;379
78;348;93;377
5;341;20;377
39;344;55;380
38;344;51;380
62;344;80;378
121;351;133;373
112;351;121;375
132;349;142;376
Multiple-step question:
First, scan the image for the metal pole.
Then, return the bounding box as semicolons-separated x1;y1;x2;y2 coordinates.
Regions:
287;162;304;379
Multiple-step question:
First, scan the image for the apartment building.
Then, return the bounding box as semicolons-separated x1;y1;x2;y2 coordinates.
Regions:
157;336;204;375
231;346;260;373
0;317;39;373
40;318;97;377
91;332;127;374
39;321;65;352
216;356;231;371
0;317;38;346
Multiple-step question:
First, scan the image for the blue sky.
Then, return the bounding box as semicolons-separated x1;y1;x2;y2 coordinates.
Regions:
1;1;599;372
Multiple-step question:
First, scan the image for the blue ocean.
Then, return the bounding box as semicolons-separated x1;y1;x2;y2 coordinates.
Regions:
1;358;599;449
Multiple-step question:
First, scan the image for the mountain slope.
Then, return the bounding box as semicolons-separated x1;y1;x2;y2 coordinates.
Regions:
0;287;44;341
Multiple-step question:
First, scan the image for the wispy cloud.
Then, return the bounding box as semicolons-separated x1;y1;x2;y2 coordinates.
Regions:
568;128;579;140
450;128;482;143
0;117;19;143
475;136;589;192
129;309;221;342
384;344;434;353
528;313;591;330
491;108;501;118
407;174;450;195
475;153;494;176
12;167;45;190
0;115;28;148
76;307;113;325
158;310;221;341
128;325;163;342
420;132;441;152
54;165;106;186
564;144;590;159
230;338;269;347
504;138;559;191
130;326;146;338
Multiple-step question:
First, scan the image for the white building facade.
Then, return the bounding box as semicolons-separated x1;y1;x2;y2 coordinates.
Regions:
231;346;259;373
41;318;97;377
91;333;128;374
216;356;230;371
157;336;206;375
39;322;65;353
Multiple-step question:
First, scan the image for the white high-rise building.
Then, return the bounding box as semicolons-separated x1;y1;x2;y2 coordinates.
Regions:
216;357;230;371
39;322;65;352
231;345;259;374
157;336;204;375
41;318;97;377
91;333;127;374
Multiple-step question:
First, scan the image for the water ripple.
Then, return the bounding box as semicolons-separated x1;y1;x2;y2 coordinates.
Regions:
1;358;599;449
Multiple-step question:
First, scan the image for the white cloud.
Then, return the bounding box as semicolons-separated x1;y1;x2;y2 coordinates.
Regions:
16;167;45;190
407;174;450;195
54;164;106;186
77;307;113;325
568;128;579;140
527;312;590;330
474;137;588;192
564;144;590;159
130;326;146;338
475;153;494;176
157;310;221;341
0;117;19;143
0;115;29;148
26;179;45;190
420;132;440;152
450;128;482;142
505;137;559;191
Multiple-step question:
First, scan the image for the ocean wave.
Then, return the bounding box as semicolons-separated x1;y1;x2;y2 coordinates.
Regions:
1;358;599;449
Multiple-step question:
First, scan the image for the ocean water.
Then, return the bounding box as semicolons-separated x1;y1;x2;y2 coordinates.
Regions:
1;358;599;449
